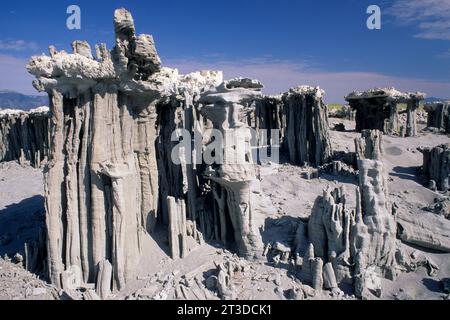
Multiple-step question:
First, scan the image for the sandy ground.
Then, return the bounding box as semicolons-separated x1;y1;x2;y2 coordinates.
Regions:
0;120;449;300
0;258;57;300
0;162;45;259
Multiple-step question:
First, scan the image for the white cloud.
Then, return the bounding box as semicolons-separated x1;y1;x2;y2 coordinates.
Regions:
165;57;450;103
436;49;450;59
0;54;38;94
0;40;39;52
387;0;450;40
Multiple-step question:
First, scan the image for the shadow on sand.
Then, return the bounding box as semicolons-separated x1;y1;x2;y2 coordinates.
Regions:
0;195;45;258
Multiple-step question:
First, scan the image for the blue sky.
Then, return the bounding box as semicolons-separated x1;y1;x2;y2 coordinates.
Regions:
0;0;449;103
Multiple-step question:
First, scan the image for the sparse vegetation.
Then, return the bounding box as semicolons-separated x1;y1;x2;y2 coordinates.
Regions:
327;103;343;111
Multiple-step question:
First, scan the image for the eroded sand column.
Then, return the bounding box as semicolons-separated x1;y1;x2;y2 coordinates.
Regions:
200;79;265;259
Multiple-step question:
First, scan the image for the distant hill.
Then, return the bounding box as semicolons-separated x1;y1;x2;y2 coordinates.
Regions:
424;97;448;103
0;90;48;110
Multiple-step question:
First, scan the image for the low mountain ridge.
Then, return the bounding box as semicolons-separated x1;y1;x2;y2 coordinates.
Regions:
0;91;48;110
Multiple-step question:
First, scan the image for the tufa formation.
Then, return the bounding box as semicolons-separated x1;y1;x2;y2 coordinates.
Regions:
346;88;425;137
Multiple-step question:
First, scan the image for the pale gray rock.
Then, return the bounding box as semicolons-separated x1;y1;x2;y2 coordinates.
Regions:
273;242;291;253
282;86;332;166
27;8;222;292
424;196;450;219
346;87;425;137
323;262;338;290
96;260;112;299
251;87;332;167
167;196;189;260
200;78;266;259
397;211;450;252
419;143;450;192
311;258;324;291
328;105;355;121
215;260;238;300
308;186;353;285
60;265;82;291
83;289;102;300
13;253;23;264
424;102;450;133
301;243;315;284
305;130;398;297
293;221;309;258
357;265;382;298
353;130;397;297
0;107;50;168
72;41;93;59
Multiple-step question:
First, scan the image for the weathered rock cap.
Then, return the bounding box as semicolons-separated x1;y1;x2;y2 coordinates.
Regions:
424;101;450;110
273;242;291;253
114;8;136;36
27;43;116;95
26;8;222;99
225;77;264;90
417;143;450;153
345;87;425;102
112;8;162;76
199;77;264;105
27;8;162;95
133;34;161;67
71;41;94;59
283;85;325;100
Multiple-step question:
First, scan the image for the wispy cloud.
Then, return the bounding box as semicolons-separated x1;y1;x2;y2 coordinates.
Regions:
436;49;450;59
0;40;39;52
165;57;450;103
1;52;449;102
386;0;450;40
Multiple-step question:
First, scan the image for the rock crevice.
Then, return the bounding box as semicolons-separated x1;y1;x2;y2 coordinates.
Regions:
0;107;50;168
